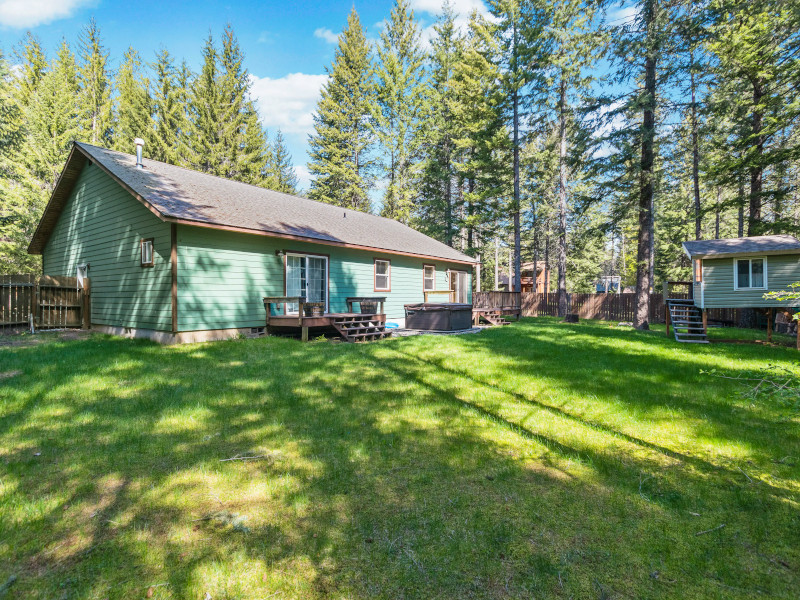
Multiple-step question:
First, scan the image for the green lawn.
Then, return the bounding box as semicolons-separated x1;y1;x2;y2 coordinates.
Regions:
1;318;799;599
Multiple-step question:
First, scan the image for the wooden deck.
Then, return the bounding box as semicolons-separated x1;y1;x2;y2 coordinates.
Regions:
267;312;386;329
264;296;389;342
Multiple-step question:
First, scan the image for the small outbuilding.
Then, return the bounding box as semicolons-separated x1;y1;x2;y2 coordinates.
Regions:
670;235;800;345
28;142;477;343
682;235;800;310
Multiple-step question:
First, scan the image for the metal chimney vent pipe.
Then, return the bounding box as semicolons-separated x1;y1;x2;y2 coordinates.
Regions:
134;138;145;169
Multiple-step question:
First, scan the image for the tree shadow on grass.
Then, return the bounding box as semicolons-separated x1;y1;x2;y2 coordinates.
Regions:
439;320;800;478
0;332;798;599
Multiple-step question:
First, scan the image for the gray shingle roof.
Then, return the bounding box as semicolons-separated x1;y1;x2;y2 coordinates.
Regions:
30;142;477;264
682;235;800;258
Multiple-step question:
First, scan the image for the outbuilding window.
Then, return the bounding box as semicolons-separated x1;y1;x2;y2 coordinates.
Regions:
141;238;154;267
423;265;436;292
374;259;391;291
734;258;766;290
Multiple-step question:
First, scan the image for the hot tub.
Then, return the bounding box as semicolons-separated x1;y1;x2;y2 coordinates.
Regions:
404;303;473;331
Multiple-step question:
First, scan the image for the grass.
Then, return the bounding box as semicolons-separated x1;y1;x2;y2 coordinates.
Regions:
1;317;799;599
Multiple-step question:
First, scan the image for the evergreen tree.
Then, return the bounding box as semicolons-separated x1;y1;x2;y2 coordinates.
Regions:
451;11;511;254
186;26;270;183
0;49;40;273
487;0;538;292
77;19;113;146
150;49;187;164
25;40;82;189
308;8;375;211
186;33;222;173
12;33;47;108
706;0;800;235
535;0;603;315
373;0;426;223
269;129;299;194
112;47;153;153
416;2;463;246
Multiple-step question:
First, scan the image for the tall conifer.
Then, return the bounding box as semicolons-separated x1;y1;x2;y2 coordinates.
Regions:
77;19;113;146
373;0;425;223
113;47;153;153
308;8;375;210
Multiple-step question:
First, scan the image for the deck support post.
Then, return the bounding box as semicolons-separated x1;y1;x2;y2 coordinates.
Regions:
702;309;708;336
665;302;671;337
767;308;773;343
301;326;309;342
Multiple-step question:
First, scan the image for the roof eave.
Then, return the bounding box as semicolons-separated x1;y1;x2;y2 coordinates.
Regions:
689;248;800;260
169;217;478;265
28;142;169;255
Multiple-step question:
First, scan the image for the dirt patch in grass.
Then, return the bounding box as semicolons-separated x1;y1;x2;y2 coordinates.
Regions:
0;329;93;347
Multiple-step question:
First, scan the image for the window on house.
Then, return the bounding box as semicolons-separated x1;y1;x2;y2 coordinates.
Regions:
374;259;391;291
735;258;766;289
141;238;154;267
423;265;436;292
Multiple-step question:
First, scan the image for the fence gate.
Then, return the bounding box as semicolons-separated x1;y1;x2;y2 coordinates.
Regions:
1;275;89;331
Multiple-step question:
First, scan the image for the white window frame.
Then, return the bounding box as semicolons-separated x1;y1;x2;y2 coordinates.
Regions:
374;259;391;292
140;238;154;267
423;264;436;292
285;252;329;314
733;257;767;291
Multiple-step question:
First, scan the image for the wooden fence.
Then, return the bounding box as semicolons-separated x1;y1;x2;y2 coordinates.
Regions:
475;290;744;326
1;275;90;330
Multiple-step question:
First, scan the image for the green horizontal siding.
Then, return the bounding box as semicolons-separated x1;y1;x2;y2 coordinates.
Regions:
701;255;800;308
177;225;472;331
42;163;172;331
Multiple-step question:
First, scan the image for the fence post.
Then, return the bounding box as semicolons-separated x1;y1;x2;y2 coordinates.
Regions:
82;278;91;329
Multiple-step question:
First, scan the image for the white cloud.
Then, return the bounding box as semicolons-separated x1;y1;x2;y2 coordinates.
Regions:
293;165;312;191
313;27;339;44
0;0;94;28
249;72;328;189
410;0;489;48
409;0;488;17
607;2;639;24
249;72;328;137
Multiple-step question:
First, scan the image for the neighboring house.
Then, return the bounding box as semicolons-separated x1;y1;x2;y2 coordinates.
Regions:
595;275;621;293
28;142;476;343
682;235;800;309
497;261;549;293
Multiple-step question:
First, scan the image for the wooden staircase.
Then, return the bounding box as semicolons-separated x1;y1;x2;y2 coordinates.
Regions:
331;315;391;342
474;310;510;327
666;299;708;343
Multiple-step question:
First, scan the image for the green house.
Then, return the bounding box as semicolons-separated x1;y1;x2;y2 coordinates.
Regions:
28;142;476;343
683;235;800;309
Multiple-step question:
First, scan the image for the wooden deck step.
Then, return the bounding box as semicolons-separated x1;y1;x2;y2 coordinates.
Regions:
331;315;390;342
666;299;708;343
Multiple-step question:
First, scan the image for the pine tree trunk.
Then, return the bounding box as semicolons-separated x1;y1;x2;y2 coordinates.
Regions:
634;0;657;331
544;231;550;295
738;170;745;237
690;64;701;240
494;238;499;291
715;188;721;239
748;82;764;236
557;75;568;317
532;202;539;293
511;20;522;293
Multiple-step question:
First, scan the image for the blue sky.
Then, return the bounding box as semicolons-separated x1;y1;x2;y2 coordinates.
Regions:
0;0;489;190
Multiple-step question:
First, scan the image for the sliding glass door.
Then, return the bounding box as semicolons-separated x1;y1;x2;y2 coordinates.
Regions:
286;254;328;313
449;270;468;303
